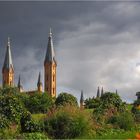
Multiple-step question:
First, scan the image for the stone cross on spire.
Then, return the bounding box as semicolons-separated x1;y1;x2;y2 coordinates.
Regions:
8;37;10;46
49;28;52;37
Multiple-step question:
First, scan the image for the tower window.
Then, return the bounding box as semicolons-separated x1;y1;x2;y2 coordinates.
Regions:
53;75;55;81
46;75;48;81
53;88;55;94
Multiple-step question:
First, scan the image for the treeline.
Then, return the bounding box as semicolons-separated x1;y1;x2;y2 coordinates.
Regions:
0;86;140;139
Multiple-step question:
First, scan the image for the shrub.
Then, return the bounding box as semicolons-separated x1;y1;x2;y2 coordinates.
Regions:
20;111;41;133
0;114;10;129
21;132;48;140
44;105;95;139
108;112;135;130
55;92;78;106
132;99;140;122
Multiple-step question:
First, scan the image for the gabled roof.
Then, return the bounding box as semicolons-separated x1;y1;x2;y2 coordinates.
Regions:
3;37;14;70
44;29;56;63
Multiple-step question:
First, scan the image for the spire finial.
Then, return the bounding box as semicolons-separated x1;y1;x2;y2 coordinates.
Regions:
8;37;10;46
49;28;52;37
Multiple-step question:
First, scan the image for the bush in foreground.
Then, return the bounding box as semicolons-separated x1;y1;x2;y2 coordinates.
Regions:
108;111;135;130
44;105;95;139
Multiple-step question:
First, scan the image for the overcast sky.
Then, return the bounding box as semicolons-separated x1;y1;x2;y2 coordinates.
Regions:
0;1;140;103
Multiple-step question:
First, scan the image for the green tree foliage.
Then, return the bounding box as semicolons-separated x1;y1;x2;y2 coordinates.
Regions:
0;94;26;124
0;86;19;96
44;106;94;139
55;92;78;106
93;92;126;123
24;93;53;113
84;98;100;109
94;92;126;113
100;92;125;110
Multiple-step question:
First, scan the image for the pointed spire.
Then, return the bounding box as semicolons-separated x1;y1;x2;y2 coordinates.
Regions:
37;72;42;86
80;90;84;103
96;86;100;98
3;37;14;70
18;75;21;88
115;89;118;94
101;87;104;96
44;28;56;63
37;72;43;92
18;75;23;92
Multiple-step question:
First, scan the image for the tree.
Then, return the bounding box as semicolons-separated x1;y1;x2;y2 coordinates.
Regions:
25;92;54;113
93;92;126;122
0;86;19;96
84;98;100;109
100;92;126;111
55;93;78;106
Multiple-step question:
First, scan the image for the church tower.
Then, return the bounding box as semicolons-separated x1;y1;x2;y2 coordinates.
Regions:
37;72;43;93
2;37;14;87
44;29;57;97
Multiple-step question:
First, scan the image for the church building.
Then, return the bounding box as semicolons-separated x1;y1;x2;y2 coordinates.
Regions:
1;29;57;98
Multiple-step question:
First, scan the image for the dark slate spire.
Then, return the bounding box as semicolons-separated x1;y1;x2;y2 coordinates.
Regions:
115;89;118;94
44;28;56;63
96;86;100;98
3;37;14;70
18;75;23;90
37;72;42;86
18;75;21;88
80;90;84;103
101;87;104;96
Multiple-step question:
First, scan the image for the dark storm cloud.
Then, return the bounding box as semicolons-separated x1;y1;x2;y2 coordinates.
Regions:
0;1;140;102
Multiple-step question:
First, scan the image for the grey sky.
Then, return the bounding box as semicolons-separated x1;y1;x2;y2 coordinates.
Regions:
0;1;139;103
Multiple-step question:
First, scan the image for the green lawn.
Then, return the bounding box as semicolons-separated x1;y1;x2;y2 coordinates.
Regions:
126;104;133;111
32;113;46;122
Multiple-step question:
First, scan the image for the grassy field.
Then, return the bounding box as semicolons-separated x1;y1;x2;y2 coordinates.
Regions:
95;130;138;139
31;106;140;139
